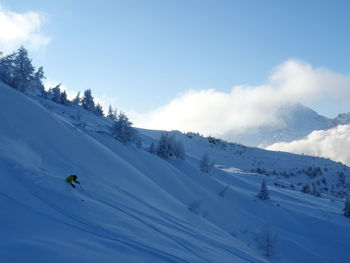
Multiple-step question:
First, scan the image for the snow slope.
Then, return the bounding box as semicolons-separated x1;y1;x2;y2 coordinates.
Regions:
0;83;263;262
1;83;350;262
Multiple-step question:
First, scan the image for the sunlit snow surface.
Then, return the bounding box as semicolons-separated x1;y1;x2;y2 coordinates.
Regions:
0;83;349;262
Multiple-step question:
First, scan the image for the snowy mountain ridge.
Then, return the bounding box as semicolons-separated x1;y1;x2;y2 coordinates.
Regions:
334;112;350;125
1;82;350;262
222;102;350;147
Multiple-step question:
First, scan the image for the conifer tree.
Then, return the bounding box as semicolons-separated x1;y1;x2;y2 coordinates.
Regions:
344;197;350;218
257;180;269;200
12;46;34;92
81;89;95;111
200;153;210;173
173;140;185;159
107;105;116;120
50;84;62;104
149;142;156;154
111;112;134;144
0;52;15;86
156;132;185;159
60;90;69;105
31;66;46;96
94;103;104;116
73;91;81;105
157;133;173;159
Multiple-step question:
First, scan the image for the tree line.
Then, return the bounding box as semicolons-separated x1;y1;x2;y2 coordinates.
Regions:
0;46;135;144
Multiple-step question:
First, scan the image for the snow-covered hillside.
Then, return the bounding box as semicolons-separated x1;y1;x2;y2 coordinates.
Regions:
1;83;350;263
222;103;349;147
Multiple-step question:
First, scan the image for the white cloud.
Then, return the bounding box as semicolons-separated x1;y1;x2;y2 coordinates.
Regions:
0;5;50;52
266;125;350;166
130;59;350;137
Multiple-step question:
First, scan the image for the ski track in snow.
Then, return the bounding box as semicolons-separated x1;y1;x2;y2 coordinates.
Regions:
1;83;350;262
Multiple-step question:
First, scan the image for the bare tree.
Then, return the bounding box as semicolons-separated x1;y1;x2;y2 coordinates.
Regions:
258;224;278;261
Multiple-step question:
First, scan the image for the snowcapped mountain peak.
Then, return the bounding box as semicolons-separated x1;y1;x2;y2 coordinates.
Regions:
334;112;350;125
221;103;334;147
274;102;333;131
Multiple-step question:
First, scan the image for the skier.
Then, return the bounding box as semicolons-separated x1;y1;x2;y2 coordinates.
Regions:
65;175;80;188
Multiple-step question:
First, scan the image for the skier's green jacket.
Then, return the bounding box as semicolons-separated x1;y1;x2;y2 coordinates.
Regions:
65;175;80;188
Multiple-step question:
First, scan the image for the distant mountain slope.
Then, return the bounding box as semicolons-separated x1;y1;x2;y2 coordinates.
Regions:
221;103;349;147
1;82;350;263
334;112;350;125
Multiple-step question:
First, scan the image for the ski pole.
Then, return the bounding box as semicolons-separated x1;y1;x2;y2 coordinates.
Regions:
78;183;84;192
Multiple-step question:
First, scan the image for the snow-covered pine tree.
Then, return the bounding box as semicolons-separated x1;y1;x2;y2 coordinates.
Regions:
60;90;69;105
344;197;350;218
31;66;46;96
200;153;210;173
12;46;34;92
107;105;116;120
0;52;15;86
257;180;269;200
49;84;62;104
156;132;185;159
149;142;156;154
157;133;173;159
135;137;142;149
73;91;81;105
81;89;95;111
111;112;134;144
94;103;104;116
173;140;185;159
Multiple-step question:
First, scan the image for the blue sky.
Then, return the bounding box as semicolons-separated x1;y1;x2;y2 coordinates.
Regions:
1;0;350;133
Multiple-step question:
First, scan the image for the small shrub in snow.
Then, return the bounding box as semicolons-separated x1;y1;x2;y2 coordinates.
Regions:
188;200;201;214
344;197;350;218
257;180;269;200
135;137;142;149
207;136;221;145
200;153;214;174
301;184;311;194
219;185;230;198
75;110;86;128
256;167;267;175
257;224;278;260
202;211;208;218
